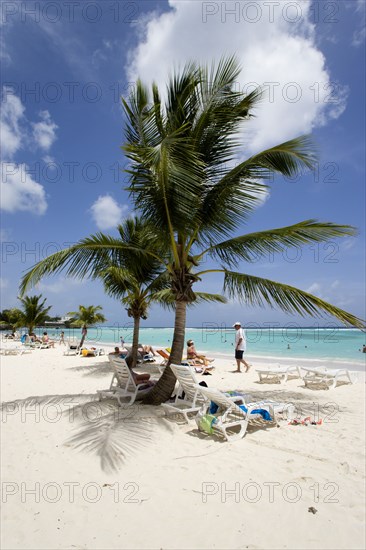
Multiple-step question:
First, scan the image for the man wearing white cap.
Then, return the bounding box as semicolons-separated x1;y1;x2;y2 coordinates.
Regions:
233;321;251;372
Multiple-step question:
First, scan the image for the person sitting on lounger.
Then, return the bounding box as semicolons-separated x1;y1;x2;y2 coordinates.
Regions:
109;346;129;358
186;340;214;367
138;343;157;357
127;363;155;386
42;332;55;348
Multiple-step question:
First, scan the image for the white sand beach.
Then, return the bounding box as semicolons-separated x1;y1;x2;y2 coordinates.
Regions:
1;344;365;550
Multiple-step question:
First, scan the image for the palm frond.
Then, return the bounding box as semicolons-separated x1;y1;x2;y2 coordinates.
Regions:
19;234;160;296
197;136;317;241
192;292;228;305
207;220;357;267
223;271;365;329
152;289;227;310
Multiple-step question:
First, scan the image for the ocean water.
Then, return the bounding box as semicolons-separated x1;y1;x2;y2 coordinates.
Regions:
40;325;366;367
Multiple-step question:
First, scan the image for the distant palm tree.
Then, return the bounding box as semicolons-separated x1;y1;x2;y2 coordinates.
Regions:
0;308;23;331
68;305;106;347
17;295;52;334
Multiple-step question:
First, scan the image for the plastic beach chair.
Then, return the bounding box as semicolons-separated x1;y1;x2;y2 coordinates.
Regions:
156;349;170;366
161;364;208;422
255;365;302;384
63;341;80;356
97;356;155;406
193;384;278;442
162;364;248;423
301;366;354;389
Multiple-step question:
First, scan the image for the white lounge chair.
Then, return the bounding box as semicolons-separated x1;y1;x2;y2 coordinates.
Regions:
97;356;155;406
256;365;302;384
161;364;209;422
80;347;105;357
301;366;354;389
161;364;247;423
63;341;80;356
193;385;277;442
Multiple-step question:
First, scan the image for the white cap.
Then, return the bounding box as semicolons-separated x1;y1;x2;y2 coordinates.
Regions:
232;321;241;327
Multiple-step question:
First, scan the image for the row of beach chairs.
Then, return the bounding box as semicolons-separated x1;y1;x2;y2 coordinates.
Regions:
97;358;296;442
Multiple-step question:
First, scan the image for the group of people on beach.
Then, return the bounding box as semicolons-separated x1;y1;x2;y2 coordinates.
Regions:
107;320;252;386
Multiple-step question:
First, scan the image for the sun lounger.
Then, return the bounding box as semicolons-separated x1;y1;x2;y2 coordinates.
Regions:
97;356;155;406
63;341;80;356
156;349;209;374
193;385;278;442
161;364;209;422
162;364;247;423
256;365;302;384
80;347;105;357
156;349;170;366
301;366;354;389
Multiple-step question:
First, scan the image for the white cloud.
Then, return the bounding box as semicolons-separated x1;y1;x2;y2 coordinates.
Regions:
0;91;59;214
90;195;128;230
32;110;58;151
38;278;83;294
0;88;25;158
43;155;55;164
305;280;348;304
0;162;47;215
306;282;323;297
126;0;348;154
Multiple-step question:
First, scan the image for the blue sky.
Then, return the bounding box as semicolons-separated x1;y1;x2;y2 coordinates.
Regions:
0;0;365;328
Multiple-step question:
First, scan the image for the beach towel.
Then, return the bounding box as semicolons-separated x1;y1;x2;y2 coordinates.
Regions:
209;401;272;421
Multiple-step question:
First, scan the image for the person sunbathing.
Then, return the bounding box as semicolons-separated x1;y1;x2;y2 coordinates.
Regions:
186;340;214;367
127;364;155;386
42;332;55;348
138;343;157;356
109;346;128;358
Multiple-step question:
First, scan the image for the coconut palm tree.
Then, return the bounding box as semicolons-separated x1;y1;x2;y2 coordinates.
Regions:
117;56;364;402
21;57;364;404
100;217;226;367
17;295;52;334
68;305;106;347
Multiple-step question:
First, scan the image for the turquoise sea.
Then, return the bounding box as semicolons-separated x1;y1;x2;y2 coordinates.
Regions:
39;325;366;368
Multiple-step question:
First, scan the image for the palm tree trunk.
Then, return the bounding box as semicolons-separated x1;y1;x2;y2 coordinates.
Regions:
79;327;87;348
131;315;140;368
142;301;187;405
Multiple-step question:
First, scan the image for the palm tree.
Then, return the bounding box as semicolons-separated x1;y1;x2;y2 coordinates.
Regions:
68;305;106;347
100;216;171;367
0;308;23;331
17;295;52;334
20;57;364;404
118;56;364;402
101;217;226;366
